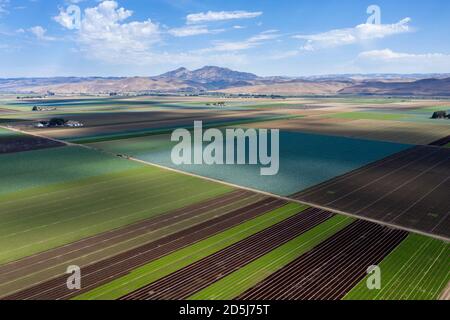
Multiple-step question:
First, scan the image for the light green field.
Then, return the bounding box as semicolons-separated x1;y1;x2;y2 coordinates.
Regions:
0;164;231;264
327;112;406;121
328;98;410;104
73;203;307;300
0;127;21;136
344;234;450;300
189;215;354;300
0;146;141;195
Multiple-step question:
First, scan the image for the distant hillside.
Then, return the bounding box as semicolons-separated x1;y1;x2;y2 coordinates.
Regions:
11;77;197;95
157;66;258;82
216;79;352;96
1;66;449;96
339;77;450;96
156;66;258;90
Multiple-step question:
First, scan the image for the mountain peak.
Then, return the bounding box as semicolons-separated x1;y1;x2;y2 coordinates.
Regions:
157;66;258;83
158;67;190;79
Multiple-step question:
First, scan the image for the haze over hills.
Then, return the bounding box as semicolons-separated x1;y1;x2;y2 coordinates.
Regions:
1;66;449;97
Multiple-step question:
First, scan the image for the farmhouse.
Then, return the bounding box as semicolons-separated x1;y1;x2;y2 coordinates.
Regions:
431;110;450;119
66;120;84;127
34;122;48;128
32;106;57;111
33;118;84;128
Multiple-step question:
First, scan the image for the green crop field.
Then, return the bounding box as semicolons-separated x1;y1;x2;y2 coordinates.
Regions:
0;157;231;263
1;94;448;301
189;215;353;300
327;98;410;104
74;203;307;300
326;112;407;121
0;127;21;136
344;234;450;300
0;146;141;195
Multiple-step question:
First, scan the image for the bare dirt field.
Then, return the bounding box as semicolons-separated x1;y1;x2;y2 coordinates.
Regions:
293;145;450;239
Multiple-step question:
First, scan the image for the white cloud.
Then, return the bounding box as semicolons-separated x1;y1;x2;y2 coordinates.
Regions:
355;49;450;73
269;50;300;60
294;18;412;51
54;1;160;63
54;7;77;29
168;25;224;37
186;10;262;24
29;26;56;41
0;0;9;15
202;30;279;52
53;1;249;69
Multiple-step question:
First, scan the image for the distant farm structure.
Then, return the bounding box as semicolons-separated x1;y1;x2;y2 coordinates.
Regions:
206;102;226;107
431;110;450;119
32;106;57;111
34;118;84;128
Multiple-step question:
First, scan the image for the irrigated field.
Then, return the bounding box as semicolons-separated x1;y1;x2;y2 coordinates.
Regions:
72;202;300;300
0;133;234;266
237;220;408;300
0;95;448;301
88;130;409;196
293;145;450;239
344;234;450;300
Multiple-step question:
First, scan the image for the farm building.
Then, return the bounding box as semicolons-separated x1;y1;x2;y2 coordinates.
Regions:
431;110;450;119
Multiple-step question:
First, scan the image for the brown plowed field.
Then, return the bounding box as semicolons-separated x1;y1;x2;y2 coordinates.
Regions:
120;208;334;300
0;133;64;153
0;190;260;296
3;197;286;300
238;220;408;300
293;145;450;239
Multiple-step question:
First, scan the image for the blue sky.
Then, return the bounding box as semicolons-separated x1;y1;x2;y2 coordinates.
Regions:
1;0;450;77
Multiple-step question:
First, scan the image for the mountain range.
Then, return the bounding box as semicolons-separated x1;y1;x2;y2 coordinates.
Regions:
1;66;450;97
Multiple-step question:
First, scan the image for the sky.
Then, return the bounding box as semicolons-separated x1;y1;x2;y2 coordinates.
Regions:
1;0;450;77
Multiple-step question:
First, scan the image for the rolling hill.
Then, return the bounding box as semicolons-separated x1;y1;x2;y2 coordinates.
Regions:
1;66;449;97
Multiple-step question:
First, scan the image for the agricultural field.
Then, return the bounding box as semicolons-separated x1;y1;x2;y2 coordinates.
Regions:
88;130;409;196
3;0;450;307
0;162;231;263
344;234;450;300
0;95;448;301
